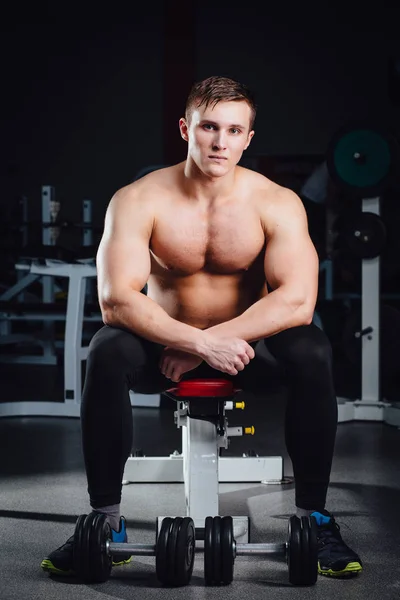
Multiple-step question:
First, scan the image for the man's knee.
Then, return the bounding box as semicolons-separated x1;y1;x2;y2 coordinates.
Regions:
303;325;333;365
87;325;147;371
277;324;333;369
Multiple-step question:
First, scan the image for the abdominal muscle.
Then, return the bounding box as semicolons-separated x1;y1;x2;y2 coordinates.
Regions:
147;269;268;330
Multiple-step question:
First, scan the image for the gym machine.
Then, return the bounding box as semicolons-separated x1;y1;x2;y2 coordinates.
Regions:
0;186;160;417
325;123;400;427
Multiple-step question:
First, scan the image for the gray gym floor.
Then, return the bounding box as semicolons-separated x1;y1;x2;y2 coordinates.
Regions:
0;363;399;600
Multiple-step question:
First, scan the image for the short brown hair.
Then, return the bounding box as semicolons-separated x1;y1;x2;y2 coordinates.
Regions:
185;75;257;130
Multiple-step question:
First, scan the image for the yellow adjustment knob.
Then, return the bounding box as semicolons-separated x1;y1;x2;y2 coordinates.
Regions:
244;426;255;435
235;401;245;410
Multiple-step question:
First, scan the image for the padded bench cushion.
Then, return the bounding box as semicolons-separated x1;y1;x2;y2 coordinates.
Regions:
168;378;236;397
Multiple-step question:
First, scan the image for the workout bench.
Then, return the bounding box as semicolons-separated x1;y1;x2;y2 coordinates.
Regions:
123;378;284;539
74;378;317;587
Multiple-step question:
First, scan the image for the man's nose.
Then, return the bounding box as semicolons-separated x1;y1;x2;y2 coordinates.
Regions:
212;132;227;150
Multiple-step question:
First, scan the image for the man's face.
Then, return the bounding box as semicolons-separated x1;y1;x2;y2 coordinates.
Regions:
180;100;254;177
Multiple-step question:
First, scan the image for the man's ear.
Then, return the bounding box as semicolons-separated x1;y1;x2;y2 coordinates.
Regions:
244;129;255;150
179;118;189;142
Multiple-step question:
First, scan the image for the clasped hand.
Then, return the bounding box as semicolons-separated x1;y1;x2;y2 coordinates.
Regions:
159;335;255;382
159;347;203;382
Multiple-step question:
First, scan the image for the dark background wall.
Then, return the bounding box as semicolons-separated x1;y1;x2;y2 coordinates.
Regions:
1;4;400;229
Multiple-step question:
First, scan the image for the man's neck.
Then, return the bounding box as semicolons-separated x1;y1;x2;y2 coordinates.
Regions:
182;160;237;203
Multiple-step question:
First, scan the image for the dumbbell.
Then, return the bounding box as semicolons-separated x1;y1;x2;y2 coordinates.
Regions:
203;515;318;586
73;512;195;586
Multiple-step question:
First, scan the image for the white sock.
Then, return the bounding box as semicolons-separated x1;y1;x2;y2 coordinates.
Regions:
92;504;120;531
296;507;317;518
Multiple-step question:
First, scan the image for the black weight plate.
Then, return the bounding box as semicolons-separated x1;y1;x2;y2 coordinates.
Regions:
344;212;386;259
166;517;183;586
73;513;87;578
221;516;235;585
300;516;318;586
175;517;195;586
82;513;97;582
287;516;302;585
156;517;173;584
204;516;214;585
327;123;399;197
89;512;112;583
300;517;310;583
212;517;222;584
306;516;319;585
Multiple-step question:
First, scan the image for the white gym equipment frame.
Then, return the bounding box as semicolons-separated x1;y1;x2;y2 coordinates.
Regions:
126;391;284;541
0;259;160;417
0;185;160;417
125;395;284;494
335;197;400;427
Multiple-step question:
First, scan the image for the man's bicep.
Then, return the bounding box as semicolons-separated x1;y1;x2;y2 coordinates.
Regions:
264;230;318;290
263;196;319;304
97;237;151;301
96;192;152;306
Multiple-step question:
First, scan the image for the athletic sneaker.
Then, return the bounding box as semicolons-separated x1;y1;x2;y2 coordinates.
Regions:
40;515;132;576
311;510;363;577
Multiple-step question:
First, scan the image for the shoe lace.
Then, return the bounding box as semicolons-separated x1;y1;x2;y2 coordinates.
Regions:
317;520;347;550
59;536;74;551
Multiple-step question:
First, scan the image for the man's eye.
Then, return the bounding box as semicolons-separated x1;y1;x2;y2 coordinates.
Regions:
203;124;215;130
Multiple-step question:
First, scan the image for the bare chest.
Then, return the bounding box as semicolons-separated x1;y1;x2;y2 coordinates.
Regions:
150;203;265;275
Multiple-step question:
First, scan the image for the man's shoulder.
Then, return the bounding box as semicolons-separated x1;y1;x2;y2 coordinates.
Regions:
132;163;179;187
257;177;302;210
111;164;180;207
249;178;305;234
238;167;300;206
238;166;285;197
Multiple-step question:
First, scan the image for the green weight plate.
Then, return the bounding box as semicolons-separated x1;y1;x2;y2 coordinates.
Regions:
333;130;391;188
327;124;399;196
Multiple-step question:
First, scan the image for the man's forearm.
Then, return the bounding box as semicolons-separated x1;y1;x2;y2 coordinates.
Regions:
206;289;312;342
102;292;205;354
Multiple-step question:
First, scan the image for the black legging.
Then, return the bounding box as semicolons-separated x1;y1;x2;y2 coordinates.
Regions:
81;323;338;511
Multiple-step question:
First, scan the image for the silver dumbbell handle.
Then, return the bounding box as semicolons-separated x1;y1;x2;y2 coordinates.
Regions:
236;542;287;556
108;540;288;558
107;541;156;556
